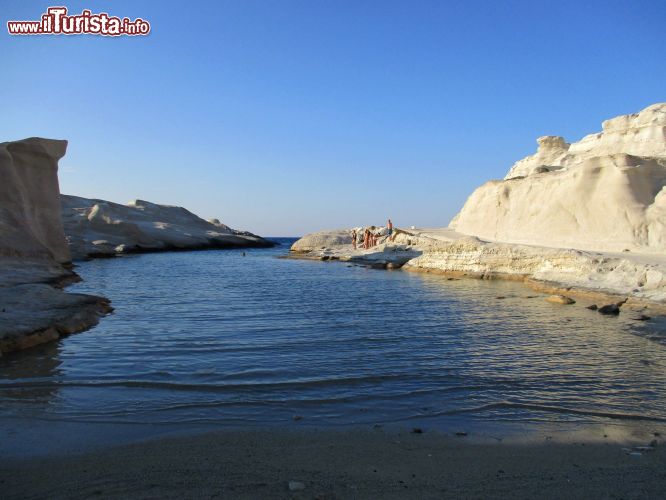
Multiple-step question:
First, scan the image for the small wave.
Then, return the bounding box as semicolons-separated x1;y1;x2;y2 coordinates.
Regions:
0;373;427;393
426;402;666;423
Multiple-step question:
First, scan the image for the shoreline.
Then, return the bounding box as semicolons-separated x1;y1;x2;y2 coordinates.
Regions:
71;237;279;261
2;426;665;499
402;267;666;317
288;227;666;317
0;261;113;357
287;253;666;316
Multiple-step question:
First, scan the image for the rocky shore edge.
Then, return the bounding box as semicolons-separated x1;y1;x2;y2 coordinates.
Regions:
290;104;666;319
0;273;112;357
289;228;666;317
0;137;272;356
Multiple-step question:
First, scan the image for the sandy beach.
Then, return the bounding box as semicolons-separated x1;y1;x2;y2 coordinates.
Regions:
2;427;665;499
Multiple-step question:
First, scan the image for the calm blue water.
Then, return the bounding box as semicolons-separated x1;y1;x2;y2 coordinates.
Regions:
1;238;666;436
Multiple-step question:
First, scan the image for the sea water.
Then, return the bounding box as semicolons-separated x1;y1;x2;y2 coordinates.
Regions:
1;238;665;453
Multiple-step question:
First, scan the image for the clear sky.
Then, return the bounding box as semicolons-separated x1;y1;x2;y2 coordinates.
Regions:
2;1;665;236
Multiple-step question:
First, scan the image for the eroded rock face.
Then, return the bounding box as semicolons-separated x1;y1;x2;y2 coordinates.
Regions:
0;138;112;356
0;138;71;263
451;103;666;253
506;136;570;178
62;195;274;259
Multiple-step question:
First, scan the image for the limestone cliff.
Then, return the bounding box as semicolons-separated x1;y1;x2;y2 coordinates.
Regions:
0;138;70;264
450;103;666;253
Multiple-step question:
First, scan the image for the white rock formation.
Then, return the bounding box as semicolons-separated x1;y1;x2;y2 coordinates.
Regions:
290;227;666;305
399;234;666;303
290;105;666;307
451;103;666;253
0;138;70;263
62;195;273;259
0;138;111;356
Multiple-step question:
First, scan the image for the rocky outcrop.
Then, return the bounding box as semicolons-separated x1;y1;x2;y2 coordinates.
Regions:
450;103;666;253
0;138;71;264
0;138;111;357
62;195;274;259
291;228;666;305
289;104;666;311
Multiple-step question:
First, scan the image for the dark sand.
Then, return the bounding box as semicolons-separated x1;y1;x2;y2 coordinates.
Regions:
2;427;665;499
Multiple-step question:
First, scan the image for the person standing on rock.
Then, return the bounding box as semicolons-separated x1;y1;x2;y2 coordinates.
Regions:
351;229;357;250
387;219;393;241
368;226;376;248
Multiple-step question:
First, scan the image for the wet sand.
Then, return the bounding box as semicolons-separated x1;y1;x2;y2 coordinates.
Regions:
2;428;665;499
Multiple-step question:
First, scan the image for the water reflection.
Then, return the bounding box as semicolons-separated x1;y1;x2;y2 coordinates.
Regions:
0;341;63;411
0;240;665;431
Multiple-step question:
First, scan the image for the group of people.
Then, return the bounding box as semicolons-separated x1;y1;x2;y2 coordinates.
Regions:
351;219;393;250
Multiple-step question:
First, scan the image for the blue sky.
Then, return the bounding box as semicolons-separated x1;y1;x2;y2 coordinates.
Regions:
2;1;665;236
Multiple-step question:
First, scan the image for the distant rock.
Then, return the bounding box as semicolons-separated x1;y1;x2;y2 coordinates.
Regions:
450;103;666;253
0;138;111;356
61;195;274;259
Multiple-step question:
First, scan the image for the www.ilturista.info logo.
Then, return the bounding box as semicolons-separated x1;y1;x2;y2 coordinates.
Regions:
7;6;151;36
